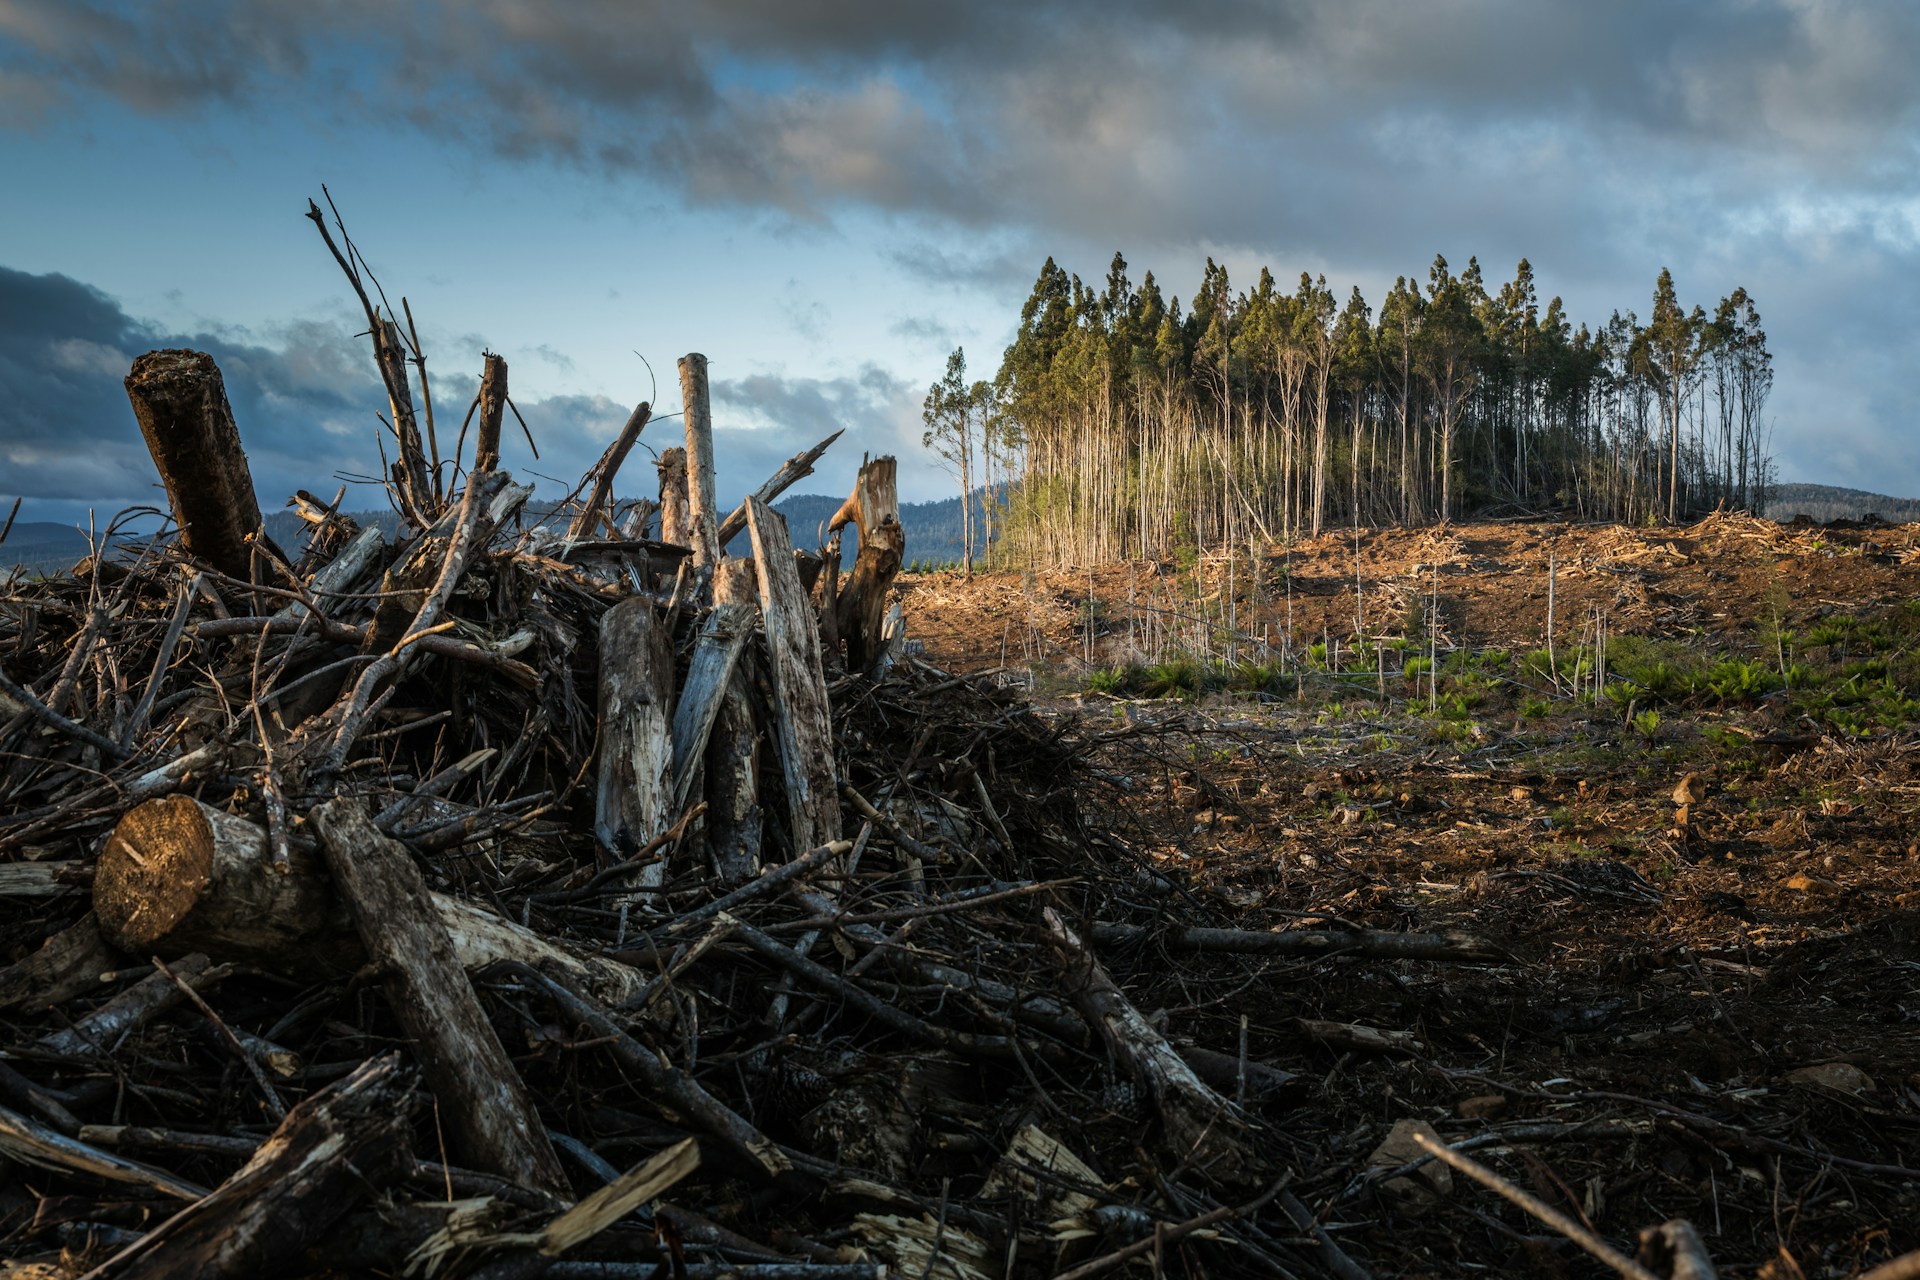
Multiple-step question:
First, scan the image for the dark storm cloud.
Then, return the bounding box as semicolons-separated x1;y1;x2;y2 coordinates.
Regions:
8;1;1920;490
13;1;1917;236
0;265;394;518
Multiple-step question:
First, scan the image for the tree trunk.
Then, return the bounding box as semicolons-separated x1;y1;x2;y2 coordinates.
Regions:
595;598;675;888
828;456;906;673
124;349;264;581
679;353;720;577
92;795;649;1003
309;799;569;1199
670;602;754;811
657;447;691;547
475;351;509;473
745;498;842;859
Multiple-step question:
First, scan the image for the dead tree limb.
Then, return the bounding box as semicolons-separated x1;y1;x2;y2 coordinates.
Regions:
310;798;570;1199
78;1055;416;1279
0;1104;208;1202
377;316;433;519
124;350;262;581
715;429;846;550
568;401;653;539
1044;908;1253;1184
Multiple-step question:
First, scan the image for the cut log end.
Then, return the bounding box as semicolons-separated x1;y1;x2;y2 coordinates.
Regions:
95;794;215;953
95;796;350;974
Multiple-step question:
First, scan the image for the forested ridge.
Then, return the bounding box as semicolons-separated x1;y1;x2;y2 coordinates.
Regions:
923;253;1776;570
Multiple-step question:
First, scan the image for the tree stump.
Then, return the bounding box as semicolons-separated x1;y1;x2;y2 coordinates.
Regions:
124;350;263;581
829;456;905;672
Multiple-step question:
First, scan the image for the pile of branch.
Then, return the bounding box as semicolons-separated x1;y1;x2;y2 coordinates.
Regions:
0;199;1783;1280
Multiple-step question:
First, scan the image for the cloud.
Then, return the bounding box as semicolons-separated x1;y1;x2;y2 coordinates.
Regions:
888;314;958;351
8;3;1920;494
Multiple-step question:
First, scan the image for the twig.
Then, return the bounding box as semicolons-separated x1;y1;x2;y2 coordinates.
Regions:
1052;1173;1292;1280
1411;1131;1662;1280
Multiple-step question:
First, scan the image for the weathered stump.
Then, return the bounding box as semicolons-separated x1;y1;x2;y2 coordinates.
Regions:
124;349;263;581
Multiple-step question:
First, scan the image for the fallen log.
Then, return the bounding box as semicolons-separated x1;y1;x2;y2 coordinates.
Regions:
670;601;754;810
123;349;263;581
310;798;569;1199
78;1054;417;1279
38;953;229;1060
704;561;763;883
92;795;648;1003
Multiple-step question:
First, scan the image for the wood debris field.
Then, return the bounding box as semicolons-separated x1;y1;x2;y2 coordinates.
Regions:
1;201;1917;1280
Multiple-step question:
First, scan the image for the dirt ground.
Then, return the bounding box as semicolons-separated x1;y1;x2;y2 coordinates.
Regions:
897;513;1920;1278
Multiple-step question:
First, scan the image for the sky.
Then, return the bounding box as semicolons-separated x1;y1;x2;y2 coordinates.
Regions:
3;0;1920;528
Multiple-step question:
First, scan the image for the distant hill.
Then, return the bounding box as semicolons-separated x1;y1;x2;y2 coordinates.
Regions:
1767;483;1920;524
0;522;97;577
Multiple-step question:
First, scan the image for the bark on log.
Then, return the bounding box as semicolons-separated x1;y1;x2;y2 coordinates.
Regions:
310;798;569;1199
475;351;509;473
595;599;675;886
81;1054;416;1279
0;913;119;1013
93;796;648;1003
657;447;690;548
94;795;360;976
745;498;842;858
828;456;905;672
678;353;720;575
124;350;263;581
1044;908;1253;1184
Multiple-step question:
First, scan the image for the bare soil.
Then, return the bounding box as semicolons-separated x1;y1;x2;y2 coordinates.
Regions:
896;514;1920;1277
